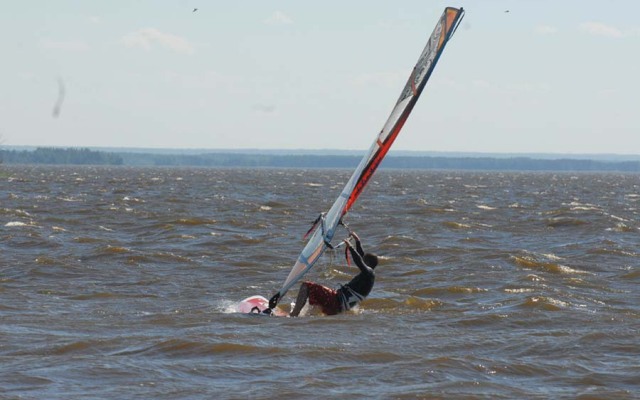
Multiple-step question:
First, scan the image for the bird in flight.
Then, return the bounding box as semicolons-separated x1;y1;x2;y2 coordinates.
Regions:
193;8;198;12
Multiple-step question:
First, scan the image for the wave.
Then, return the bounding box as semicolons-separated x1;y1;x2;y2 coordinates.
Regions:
512;254;588;275
115;339;284;358
51;341;98;355
546;217;587;227
363;297;442;313
262;200;289;209
4;221;38;227
412;286;488;296
521;296;569;311
567;201;601;212
34;256;58;265
396;269;429;277
587;247;638;257
100;245;131;254
171;217;217;226
621;270;640;280
74;236;104;243
504;288;535;294
68;292;158;301
378;235;421;247
607;222;636;233
129;252;194;264
14;339;123;357
1;207;33;217
443;221;472;229
57;196;85;203
413;199;455;214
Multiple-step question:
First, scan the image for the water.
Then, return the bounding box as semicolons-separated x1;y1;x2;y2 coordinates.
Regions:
1;165;639;399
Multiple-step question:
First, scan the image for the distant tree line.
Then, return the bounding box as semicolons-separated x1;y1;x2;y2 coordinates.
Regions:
119;152;640;172
0;147;123;165
1;147;639;171
119;153;361;168
381;156;640;172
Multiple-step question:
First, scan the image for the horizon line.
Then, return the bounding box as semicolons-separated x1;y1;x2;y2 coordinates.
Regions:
3;144;640;157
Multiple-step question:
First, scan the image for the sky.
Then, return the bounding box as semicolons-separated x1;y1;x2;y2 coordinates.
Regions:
1;0;639;155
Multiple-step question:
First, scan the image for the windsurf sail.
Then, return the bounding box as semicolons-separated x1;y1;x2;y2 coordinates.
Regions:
268;7;465;309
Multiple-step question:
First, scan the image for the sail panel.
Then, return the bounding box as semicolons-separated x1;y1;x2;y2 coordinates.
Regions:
344;7;464;214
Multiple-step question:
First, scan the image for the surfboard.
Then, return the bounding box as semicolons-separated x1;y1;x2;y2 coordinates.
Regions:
237;295;287;316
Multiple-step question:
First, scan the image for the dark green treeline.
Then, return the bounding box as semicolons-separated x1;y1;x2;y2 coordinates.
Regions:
1;147;639;172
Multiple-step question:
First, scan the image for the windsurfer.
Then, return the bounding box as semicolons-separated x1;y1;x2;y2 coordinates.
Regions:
289;232;378;317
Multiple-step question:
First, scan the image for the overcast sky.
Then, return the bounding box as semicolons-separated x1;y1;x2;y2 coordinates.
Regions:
1;0;639;155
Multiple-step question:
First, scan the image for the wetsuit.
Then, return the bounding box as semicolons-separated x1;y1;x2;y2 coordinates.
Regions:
304;238;375;314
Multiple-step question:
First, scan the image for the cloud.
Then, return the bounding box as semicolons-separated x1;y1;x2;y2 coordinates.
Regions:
535;25;558;35
40;38;90;52
122;28;195;55
264;11;293;25
580;22;624;38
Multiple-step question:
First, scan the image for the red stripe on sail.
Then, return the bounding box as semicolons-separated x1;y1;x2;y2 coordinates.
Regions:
344;107;412;215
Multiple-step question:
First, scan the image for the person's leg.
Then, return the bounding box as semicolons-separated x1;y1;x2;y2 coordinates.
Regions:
289;283;309;317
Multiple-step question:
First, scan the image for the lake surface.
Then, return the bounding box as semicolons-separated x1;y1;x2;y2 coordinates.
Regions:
1;166;639;399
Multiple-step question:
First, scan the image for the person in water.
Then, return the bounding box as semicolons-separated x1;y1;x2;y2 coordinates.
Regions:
289;232;378;317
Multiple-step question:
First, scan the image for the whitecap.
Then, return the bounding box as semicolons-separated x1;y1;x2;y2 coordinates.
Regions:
5;221;29;227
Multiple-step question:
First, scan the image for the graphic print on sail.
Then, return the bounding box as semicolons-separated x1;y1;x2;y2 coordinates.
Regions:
263;7;465;313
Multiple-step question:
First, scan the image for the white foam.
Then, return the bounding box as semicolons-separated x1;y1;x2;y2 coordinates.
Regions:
5;221;29;227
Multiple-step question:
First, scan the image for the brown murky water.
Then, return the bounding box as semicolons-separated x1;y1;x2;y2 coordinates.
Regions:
1;165;639;399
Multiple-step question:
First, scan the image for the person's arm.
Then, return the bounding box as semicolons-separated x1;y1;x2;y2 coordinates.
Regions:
350;232;365;257
347;243;371;274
